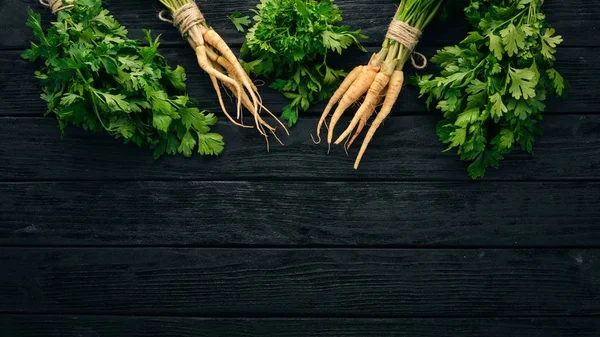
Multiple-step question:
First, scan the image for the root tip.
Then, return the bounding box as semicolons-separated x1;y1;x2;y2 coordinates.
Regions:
310;133;322;145
353;158;363;169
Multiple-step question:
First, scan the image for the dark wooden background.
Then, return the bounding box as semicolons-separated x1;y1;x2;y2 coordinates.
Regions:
1;0;600;336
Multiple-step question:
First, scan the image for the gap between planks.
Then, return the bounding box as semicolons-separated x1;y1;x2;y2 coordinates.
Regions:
3;245;600;250
2;312;600;319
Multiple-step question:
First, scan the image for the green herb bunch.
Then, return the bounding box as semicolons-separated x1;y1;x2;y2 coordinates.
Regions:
239;0;366;126
416;0;566;178
22;0;224;158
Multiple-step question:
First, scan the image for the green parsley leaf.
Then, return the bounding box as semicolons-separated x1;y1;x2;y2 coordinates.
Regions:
178;131;197;157
488;34;504;60
546;68;566;96
540;28;563;60
95;91;132;112
496;128;515;149
508;68;536;100
228;11;251;32
282;103;299;127
153;111;173;132
165;65;187;91
489;93;507;119
450;127;467;148
60;93;83;106
508;98;531;120
197;132;225;156
500;23;526;57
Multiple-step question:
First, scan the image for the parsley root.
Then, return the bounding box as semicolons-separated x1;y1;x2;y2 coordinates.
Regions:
355;70;405;168
196;45;244;119
313;65;364;144
334;62;396;145
208;73;252;129
319;0;443;168
346;92;384;149
160;0;287;148
327;60;380;144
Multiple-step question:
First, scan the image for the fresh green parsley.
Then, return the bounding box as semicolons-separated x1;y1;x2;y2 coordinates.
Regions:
228;11;251;32
239;0;366;127
416;0;567;179
22;0;224;158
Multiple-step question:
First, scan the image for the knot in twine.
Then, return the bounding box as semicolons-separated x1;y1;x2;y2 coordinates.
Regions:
39;0;73;14
159;3;205;37
385;19;427;69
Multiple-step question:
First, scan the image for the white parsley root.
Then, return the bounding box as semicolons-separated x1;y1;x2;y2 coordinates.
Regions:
160;0;288;149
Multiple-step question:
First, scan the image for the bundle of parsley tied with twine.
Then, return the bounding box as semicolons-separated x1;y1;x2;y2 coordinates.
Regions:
316;0;444;169
26;0;225;158
159;0;288;150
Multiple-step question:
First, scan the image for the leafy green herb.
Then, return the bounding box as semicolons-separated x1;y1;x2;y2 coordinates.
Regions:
228;11;251;32
416;0;567;178
22;0;224;158
240;0;366;126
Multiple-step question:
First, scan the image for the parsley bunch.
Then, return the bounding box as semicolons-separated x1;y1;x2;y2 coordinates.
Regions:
416;0;566;178
239;0;366;127
22;0;224;158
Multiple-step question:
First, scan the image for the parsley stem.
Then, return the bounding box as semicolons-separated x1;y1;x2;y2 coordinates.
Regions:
89;90;110;132
386;43;399;63
489;9;527;35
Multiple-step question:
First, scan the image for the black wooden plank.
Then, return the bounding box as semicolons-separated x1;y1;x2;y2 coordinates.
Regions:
1;248;599;316
2;0;598;49
1;181;600;247
2;315;600;337
1;46;596;116
1;115;599;181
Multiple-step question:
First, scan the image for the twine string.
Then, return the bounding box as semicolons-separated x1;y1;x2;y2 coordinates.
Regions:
159;2;205;37
39;0;73;14
410;51;427;69
385;6;427;69
386;20;421;51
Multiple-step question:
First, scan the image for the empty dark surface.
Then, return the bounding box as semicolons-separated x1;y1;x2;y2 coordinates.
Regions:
3;316;600;337
1;0;599;336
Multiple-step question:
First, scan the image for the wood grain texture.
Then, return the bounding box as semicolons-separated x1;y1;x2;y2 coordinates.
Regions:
1;0;598;49
1;181;600;247
1;248;600;316
2;315;600;337
1;115;599;181
1;46;597;116
1;0;600;332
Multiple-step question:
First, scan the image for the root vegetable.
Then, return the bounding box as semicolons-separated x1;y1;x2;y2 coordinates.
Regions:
313;65;364;144
334;62;395;145
354;70;405;169
317;0;443;167
326;62;380;144
160;0;287;148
